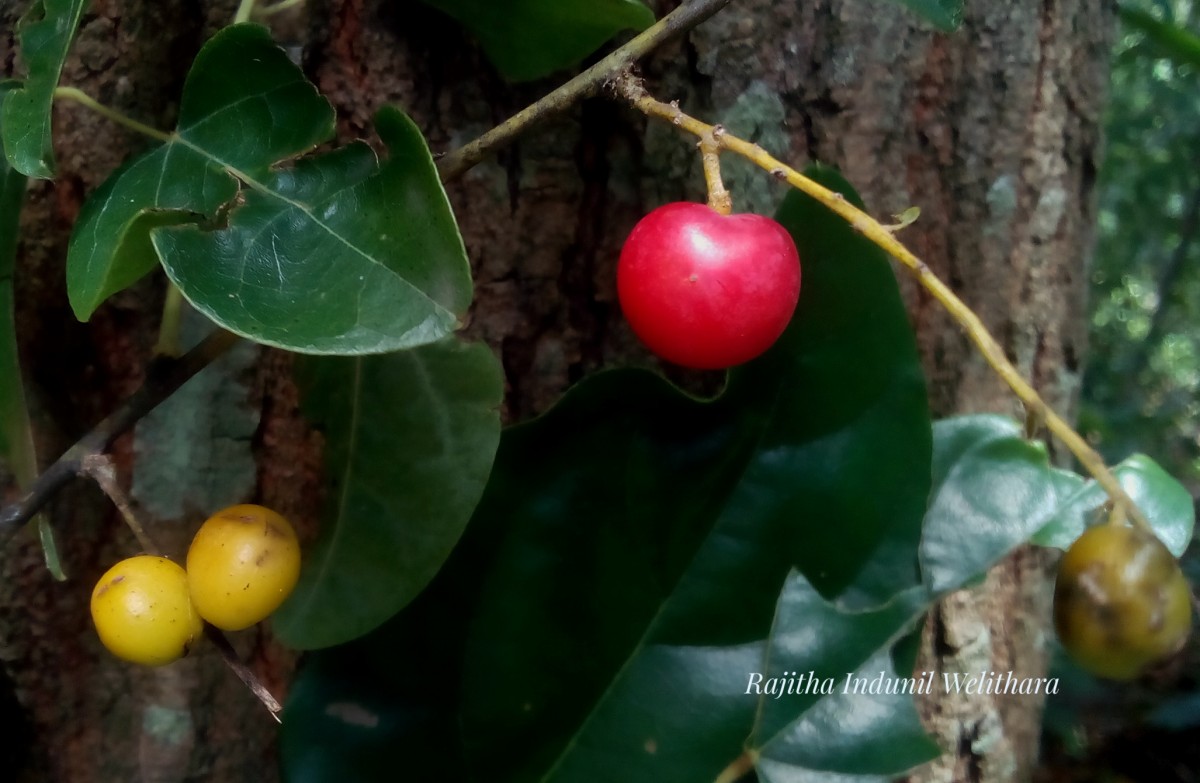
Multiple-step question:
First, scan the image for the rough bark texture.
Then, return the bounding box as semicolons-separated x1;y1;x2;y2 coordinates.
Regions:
0;0;1112;780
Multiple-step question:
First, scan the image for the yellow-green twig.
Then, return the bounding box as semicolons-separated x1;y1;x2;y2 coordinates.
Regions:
437;0;732;181
615;76;1149;534
256;0;303;16
234;0;257;24
712;751;758;783
53;87;173;144
155;283;186;358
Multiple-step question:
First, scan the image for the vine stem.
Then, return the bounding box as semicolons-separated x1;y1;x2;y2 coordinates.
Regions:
0;329;239;539
53;88;173;144
437;0;732;181
613;75;1151;534
233;0;257;24
712;751;757;783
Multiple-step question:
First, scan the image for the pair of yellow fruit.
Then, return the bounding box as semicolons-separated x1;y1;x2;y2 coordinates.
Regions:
90;504;301;666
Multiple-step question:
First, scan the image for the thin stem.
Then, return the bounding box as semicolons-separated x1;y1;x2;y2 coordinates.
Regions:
204;625;284;722
614;76;1152;534
155;284;186;358
437;0;732;181
53;87;173;144
78;454;159;553
0;329;240;539
712;751;757;783
234;0;258;24
256;0;304;16
700;127;732;215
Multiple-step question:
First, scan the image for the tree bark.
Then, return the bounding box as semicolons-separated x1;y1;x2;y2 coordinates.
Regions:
0;0;1112;779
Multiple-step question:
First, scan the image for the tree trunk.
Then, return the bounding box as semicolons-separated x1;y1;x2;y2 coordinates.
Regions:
0;0;1112;780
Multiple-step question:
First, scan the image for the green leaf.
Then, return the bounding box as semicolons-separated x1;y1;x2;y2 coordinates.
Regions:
68;25;473;355
66;24;333;321
1033;453;1195;556
754;576;938;779
762;168;933;607
418;0;655;82
457;167;932;781
758;648;940;781
0;0;88;178
920;415;1085;594
154;108;471;354
271;337;504;650
1119;5;1200;70
883;0;963;32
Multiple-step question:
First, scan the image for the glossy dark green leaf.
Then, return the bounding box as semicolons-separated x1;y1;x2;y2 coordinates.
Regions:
68;26;472;355
1;0;88;178
921;415;1084;594
1119;5;1200;70
418;0;655;81
885;0;963;32
754;575;938;778
272;337;503;649
154;108;471;354
1032;453;1195;555
758;169;933;607
758;649;940;781
457;167;932;781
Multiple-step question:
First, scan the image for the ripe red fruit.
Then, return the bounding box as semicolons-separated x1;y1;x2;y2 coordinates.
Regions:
617;202;801;369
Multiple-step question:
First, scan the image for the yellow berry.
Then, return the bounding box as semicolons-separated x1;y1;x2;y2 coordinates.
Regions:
90;555;204;666
1054;523;1193;680
187;504;301;631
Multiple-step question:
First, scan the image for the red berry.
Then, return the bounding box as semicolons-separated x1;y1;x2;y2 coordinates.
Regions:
617;202;801;370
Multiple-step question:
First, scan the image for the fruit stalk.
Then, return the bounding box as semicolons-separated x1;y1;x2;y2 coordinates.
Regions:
204;624;284;721
699;127;733;215
79;454;159;554
612;74;1151;533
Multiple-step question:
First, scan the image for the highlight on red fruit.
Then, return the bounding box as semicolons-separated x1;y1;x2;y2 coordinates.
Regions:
616;202;802;370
